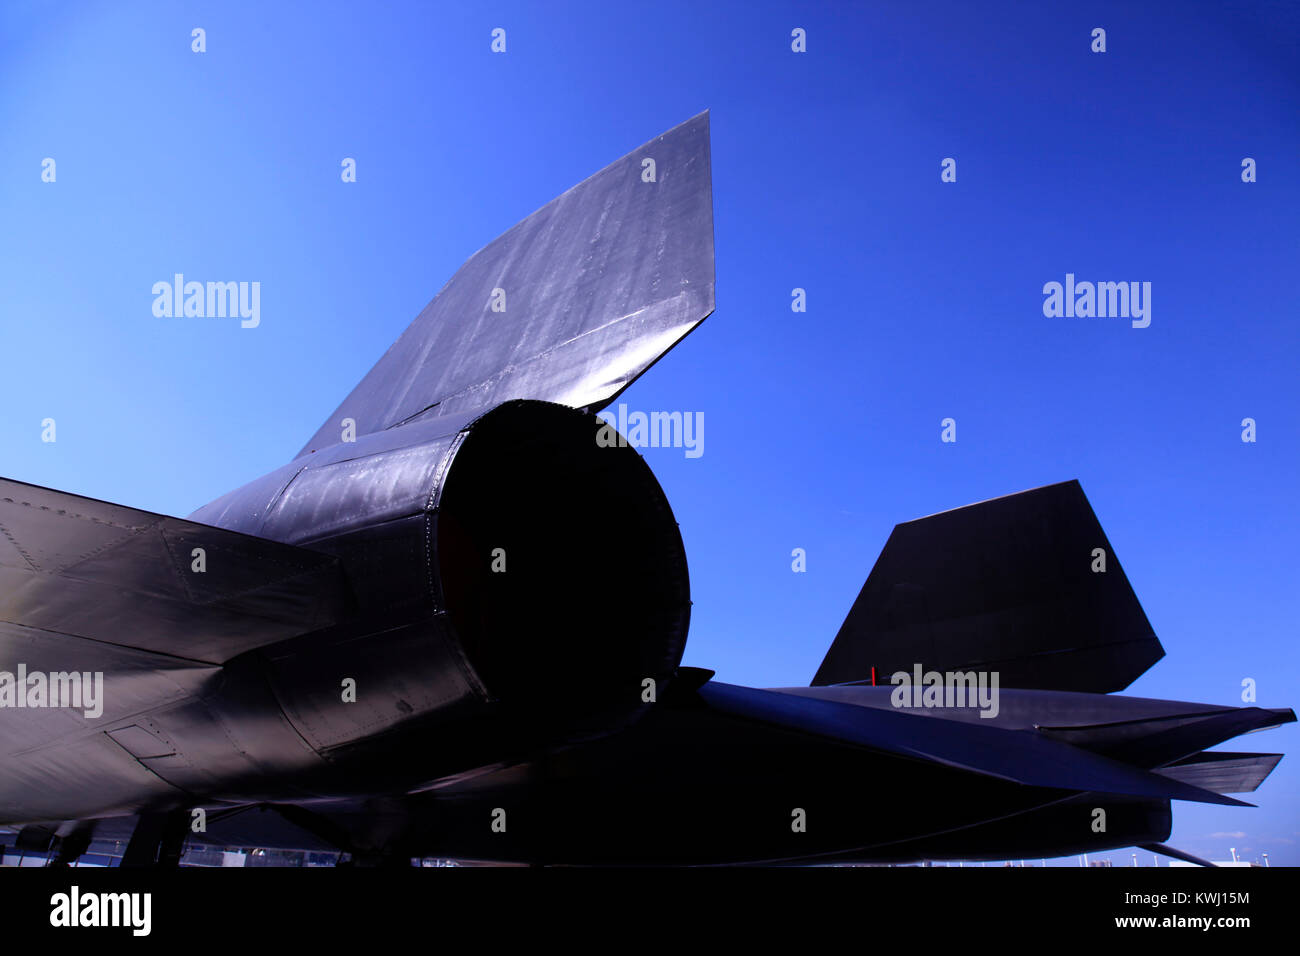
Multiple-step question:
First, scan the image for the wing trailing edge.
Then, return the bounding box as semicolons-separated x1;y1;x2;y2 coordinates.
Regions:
1156;751;1285;794
699;682;1250;807
1039;706;1296;769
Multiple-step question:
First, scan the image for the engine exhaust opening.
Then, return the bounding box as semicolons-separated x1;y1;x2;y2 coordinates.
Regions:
436;401;690;723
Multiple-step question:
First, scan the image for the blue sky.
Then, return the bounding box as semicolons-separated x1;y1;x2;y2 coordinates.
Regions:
1;0;1296;865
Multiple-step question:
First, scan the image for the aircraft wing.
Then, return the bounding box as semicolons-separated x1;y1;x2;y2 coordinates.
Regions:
0;476;349;668
698;682;1251;807
0;476;352;821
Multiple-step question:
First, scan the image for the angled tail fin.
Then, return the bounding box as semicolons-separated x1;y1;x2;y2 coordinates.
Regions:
297;111;715;458
811;481;1164;693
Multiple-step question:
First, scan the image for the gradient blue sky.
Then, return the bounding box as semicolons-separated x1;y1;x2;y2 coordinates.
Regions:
2;1;1296;865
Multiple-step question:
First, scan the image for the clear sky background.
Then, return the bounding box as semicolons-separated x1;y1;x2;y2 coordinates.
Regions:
2;1;1296;865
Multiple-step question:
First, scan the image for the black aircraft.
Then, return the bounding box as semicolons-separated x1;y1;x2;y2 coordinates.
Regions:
1;113;1291;867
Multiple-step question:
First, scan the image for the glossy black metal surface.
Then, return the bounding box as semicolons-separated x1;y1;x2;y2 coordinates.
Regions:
812;480;1165;692
0;477;347;663
295;110;715;458
0;114;1290;867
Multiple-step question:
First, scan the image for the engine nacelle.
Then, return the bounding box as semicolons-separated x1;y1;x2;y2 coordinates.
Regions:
188;400;689;777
